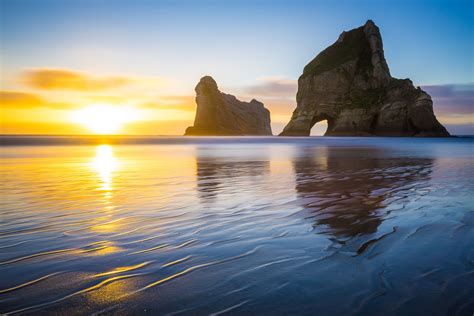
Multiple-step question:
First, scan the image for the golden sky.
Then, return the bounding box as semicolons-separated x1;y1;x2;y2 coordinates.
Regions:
1;68;201;135
1;67;472;136
1;0;472;136
0;68;307;135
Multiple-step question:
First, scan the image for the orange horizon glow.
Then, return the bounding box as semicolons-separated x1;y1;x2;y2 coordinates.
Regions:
1;67;468;136
70;104;141;134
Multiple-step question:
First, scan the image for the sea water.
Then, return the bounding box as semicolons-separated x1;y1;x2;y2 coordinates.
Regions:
0;136;473;315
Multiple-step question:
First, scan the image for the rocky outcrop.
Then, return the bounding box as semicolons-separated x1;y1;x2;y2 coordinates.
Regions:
185;76;272;136
280;20;449;137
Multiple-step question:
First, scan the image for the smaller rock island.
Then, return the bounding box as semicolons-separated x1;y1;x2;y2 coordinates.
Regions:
185;76;272;136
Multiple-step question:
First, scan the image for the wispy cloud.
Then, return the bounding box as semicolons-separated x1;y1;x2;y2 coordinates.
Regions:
422;83;473;115
421;83;474;133
0;89;196;114
243;77;297;98
422;83;473;98
0;90;75;109
139;95;196;111
126;96;195;123
21;68;167;91
0;91;44;108
233;77;297;125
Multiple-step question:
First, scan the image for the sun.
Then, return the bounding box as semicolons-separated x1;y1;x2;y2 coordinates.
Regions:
71;104;140;134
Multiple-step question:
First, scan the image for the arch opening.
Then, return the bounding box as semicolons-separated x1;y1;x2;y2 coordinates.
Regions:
309;116;333;136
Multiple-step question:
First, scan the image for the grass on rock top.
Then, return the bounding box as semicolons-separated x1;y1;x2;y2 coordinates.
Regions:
301;26;372;79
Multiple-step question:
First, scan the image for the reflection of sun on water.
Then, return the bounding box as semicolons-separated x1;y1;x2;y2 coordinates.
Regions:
91;218;126;234
89;146;125;238
85;277;133;306
92;145;119;191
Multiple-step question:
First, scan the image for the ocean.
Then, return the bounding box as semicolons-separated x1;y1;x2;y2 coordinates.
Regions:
1;136;473;315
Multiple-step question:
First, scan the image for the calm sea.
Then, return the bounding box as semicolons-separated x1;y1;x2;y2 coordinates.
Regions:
1;136;473;315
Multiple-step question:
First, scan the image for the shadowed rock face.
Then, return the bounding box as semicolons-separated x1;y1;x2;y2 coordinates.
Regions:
280;20;450;137
185;76;272;136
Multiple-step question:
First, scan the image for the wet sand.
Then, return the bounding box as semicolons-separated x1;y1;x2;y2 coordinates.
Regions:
0;136;473;315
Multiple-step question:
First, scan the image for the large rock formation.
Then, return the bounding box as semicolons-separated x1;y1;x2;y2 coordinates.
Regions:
280;20;449;137
185;76;272;136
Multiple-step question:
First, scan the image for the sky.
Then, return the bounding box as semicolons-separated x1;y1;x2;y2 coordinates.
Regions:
0;0;473;135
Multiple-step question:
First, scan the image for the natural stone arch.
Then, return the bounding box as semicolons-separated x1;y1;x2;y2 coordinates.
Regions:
279;110;335;136
279;20;449;137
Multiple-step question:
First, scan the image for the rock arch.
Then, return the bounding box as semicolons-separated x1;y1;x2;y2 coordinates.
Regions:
279;20;449;137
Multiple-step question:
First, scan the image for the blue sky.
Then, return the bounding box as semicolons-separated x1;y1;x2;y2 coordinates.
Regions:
1;0;473;134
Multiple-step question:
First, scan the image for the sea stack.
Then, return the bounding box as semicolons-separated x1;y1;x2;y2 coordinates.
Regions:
185;76;272;136
280;20;449;137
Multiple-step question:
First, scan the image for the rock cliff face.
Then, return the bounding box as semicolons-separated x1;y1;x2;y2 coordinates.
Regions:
280;20;449;137
185;76;272;136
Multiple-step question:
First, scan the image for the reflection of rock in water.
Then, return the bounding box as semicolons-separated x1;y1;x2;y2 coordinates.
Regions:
292;147;433;239
196;150;270;202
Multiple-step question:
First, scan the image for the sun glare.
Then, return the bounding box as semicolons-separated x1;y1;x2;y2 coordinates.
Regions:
92;145;119;191
71;104;139;134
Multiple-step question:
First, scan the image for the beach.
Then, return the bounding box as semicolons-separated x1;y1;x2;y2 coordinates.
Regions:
1;136;473;315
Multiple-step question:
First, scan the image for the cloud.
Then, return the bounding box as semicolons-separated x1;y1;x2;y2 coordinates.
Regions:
138;95;196;111
0;90;77;109
436;114;473;125
0;91;45;108
243;77;297;98
228;77;298;119
1;90;196;113
81;95;133;104
422;83;473;98
420;83;474;134
21;68;167;91
422;83;474;115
